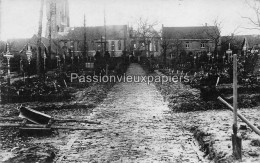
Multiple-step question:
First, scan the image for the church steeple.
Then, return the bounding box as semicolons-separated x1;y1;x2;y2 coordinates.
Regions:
46;0;70;38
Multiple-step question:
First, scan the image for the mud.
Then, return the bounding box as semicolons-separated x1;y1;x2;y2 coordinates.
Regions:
54;63;206;162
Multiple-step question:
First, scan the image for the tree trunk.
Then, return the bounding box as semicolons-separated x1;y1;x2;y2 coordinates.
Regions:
163;47;167;66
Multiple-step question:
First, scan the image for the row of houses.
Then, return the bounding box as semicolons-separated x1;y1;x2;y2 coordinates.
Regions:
1;24;260;62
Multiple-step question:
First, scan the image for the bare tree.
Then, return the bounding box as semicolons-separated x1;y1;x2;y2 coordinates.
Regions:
160;34;170;65
205;18;239;56
204;19;222;56
133;17;159;57
160;26;184;67
242;0;260;31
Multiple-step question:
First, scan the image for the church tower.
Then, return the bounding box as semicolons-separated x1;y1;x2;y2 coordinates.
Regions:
46;0;70;38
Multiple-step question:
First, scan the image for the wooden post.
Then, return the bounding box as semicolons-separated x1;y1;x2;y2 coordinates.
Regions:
232;54;242;160
233;54;238;135
36;0;44;77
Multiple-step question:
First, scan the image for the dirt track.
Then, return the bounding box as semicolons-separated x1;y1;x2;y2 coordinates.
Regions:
53;63;205;163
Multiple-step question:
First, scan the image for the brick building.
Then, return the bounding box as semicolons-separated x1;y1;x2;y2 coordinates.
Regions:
57;25;130;58
162;25;220;59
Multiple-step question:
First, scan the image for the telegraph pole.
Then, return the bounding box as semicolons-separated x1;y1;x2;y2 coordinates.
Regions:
0;0;2;41
48;2;53;65
37;0;44;77
83;14;87;62
104;7;106;54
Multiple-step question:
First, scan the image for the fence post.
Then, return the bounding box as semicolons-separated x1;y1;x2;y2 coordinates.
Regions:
232;54;242;160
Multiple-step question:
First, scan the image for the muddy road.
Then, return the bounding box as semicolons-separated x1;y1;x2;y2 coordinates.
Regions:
50;63;205;163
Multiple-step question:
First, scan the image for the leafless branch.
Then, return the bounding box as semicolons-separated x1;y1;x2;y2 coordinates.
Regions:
242;16;260;26
243;0;260;30
240;26;260;31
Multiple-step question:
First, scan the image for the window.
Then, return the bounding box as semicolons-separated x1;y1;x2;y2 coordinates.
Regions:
111;41;115;51
149;42;152;51
57;25;60;32
155;40;159;52
201;42;205;48
106;41;109;51
185;42;189;48
118;40;121;50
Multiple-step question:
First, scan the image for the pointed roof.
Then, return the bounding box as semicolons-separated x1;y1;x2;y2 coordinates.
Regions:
29;35;62;54
7;38;30;53
242;37;250;51
6;35;62;55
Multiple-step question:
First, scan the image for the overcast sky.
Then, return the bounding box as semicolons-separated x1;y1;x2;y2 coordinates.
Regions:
1;0;259;41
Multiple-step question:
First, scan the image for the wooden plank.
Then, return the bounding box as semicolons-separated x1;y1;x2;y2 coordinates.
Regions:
0;117;101;124
0;117;22;121
0;123;102;131
54;119;101;124
19;106;51;124
218;96;260;136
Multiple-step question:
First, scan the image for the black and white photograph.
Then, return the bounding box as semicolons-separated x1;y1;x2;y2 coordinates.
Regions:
1;0;260;162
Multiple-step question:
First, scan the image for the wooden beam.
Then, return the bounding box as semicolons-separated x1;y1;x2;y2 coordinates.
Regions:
0;117;101;124
233;54;238;135
0;123;102;131
218;96;260;136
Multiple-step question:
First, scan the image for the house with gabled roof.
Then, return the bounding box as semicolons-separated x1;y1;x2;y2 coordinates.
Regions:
162;25;220;59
